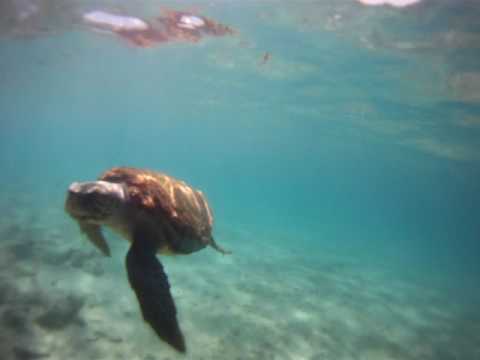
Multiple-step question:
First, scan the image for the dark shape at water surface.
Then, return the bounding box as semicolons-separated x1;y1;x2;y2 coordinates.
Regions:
64;166;231;353
35;295;85;330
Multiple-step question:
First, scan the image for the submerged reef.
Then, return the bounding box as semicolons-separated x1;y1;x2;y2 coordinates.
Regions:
35;295;85;330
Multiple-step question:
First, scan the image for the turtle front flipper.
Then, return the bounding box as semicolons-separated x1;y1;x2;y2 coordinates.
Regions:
126;229;186;353
79;222;110;256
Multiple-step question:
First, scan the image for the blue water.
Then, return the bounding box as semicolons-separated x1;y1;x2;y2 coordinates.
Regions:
1;1;480;359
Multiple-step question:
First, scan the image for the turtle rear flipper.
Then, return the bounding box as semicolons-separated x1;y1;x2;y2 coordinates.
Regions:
126;230;186;353
79;222;110;256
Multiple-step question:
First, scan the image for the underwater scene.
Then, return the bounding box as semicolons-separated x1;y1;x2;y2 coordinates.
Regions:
1;0;480;359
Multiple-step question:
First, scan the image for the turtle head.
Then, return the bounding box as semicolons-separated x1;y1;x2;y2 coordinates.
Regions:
65;181;127;224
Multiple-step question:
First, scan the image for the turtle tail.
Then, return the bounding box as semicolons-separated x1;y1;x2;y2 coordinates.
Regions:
209;237;232;255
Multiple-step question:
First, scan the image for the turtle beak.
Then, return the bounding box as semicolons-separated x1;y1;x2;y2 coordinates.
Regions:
65;184;84;218
65;182;97;219
68;181;104;194
68;182;83;194
65;181;123;222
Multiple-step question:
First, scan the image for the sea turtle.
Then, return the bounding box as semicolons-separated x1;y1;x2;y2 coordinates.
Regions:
64;167;230;353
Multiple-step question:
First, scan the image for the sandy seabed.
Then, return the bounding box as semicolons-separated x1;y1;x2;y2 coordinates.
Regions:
1;192;479;360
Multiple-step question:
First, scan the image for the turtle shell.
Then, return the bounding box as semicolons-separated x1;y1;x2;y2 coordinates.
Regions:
99;167;213;251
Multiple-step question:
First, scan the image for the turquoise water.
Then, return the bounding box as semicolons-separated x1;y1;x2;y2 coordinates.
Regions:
1;1;480;359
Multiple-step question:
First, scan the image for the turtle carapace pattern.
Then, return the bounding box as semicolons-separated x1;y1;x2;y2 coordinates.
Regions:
65;167;230;353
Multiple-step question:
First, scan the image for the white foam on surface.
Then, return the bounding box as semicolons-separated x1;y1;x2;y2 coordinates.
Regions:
177;15;206;30
83;10;148;32
356;0;422;7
